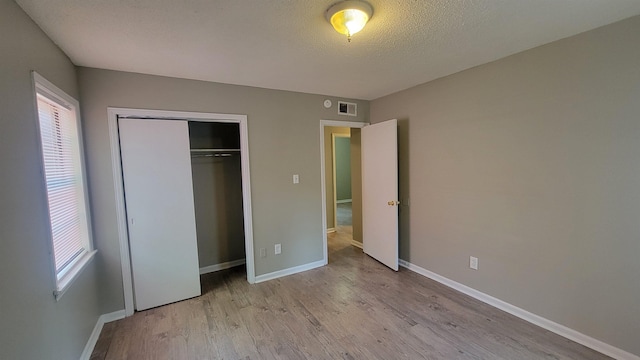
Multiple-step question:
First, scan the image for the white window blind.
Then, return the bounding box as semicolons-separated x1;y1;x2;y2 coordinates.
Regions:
34;73;94;298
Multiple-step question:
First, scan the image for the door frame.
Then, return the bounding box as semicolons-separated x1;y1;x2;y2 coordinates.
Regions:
332;133;351;230
108;107;256;316
319;120;367;265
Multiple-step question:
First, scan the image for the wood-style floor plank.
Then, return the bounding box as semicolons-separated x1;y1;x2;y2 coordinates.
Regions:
92;226;611;360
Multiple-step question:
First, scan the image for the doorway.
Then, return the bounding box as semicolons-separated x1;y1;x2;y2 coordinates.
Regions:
320;120;367;264
108;108;255;316
333;134;352;234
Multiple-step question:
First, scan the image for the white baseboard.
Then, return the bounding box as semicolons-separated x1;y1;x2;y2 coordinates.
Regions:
351;240;363;249
336;199;352;204
199;259;246;275
79;310;126;360
255;260;325;283
398;260;639;360
327;227;336;233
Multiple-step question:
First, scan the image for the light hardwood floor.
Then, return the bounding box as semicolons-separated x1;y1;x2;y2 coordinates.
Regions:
91;227;611;359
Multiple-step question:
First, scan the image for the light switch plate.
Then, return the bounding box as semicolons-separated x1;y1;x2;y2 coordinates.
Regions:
293;174;299;184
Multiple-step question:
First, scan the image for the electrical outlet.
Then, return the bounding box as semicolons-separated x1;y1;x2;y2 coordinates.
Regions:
275;243;281;255
470;256;478;270
260;248;266;258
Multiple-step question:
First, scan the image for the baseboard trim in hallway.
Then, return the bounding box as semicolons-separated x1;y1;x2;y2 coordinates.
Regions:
350;240;363;249
398;259;639;360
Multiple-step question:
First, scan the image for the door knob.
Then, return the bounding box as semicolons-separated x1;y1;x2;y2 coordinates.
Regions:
388;201;394;206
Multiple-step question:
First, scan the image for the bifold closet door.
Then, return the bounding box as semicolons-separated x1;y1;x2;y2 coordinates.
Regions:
119;118;201;311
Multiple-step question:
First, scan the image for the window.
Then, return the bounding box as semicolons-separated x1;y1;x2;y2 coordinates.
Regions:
33;72;95;299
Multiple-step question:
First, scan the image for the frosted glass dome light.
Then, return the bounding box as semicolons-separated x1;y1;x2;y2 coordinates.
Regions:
325;1;373;42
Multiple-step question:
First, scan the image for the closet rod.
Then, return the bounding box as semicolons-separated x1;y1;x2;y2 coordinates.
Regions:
190;148;240;153
191;153;234;158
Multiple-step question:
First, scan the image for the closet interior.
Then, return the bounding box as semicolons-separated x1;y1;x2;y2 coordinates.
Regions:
188;121;246;273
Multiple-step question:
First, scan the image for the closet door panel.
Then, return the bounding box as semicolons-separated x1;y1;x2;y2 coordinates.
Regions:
119;118;201;311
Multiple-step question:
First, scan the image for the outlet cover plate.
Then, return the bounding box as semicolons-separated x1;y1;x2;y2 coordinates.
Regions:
470;256;478;270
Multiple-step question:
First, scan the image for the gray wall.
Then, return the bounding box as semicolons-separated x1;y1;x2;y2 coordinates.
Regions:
370;16;640;357
323;126;351;229
0;1;102;358
76;67;368;313
335;137;352;201
191;155;246;267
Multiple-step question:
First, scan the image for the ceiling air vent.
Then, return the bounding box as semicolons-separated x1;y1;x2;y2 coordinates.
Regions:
338;101;357;116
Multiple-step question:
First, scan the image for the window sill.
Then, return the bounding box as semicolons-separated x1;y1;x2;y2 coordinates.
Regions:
54;250;97;301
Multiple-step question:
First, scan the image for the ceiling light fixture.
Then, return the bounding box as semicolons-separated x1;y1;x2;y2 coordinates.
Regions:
325;0;373;42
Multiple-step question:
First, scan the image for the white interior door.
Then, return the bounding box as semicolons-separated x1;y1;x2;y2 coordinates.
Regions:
362;119;399;271
119;118;201;310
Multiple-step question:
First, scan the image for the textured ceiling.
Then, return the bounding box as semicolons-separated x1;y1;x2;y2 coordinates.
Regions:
16;0;640;100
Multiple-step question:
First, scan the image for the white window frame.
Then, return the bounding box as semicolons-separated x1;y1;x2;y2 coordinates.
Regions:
32;72;96;300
